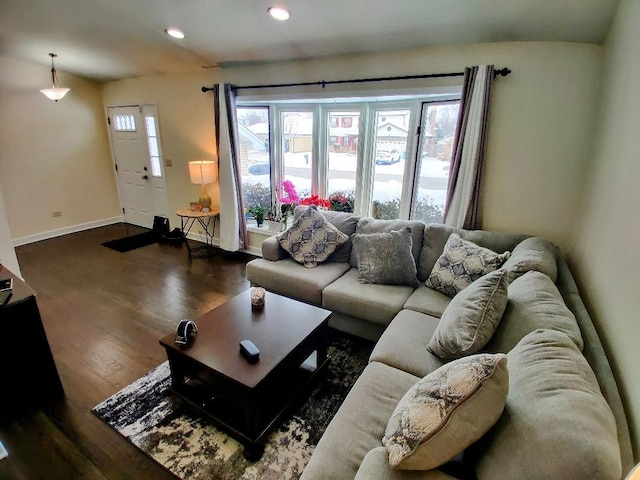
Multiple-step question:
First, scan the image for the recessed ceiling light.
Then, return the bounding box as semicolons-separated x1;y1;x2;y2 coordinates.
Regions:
268;6;290;21
165;27;185;39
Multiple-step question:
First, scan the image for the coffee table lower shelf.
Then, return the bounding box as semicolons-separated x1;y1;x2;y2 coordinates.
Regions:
168;353;331;460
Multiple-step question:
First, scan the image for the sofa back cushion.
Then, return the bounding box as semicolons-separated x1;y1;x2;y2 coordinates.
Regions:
350;218;424;268
484;270;584;354
474;329;621;480
418;224;526;282
501;236;559;283
294;206;359;263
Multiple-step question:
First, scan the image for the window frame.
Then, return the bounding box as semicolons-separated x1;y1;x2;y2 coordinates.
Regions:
237;92;460;220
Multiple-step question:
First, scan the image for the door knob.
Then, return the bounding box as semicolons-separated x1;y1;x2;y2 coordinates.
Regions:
142;175;149;180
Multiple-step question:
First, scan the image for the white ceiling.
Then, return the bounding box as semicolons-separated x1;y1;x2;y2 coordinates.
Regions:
0;0;620;82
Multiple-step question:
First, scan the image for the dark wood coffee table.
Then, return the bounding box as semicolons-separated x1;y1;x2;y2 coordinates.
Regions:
159;289;332;460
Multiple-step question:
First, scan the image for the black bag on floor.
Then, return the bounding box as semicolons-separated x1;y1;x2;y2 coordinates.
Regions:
153;216;170;235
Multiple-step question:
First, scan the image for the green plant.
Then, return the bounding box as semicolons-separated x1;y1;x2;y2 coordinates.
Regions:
247;204;266;224
242;182;271;211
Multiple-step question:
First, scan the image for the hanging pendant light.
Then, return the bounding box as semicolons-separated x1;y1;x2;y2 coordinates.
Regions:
40;53;70;101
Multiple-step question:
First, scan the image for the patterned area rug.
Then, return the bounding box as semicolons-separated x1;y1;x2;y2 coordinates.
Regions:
92;329;373;479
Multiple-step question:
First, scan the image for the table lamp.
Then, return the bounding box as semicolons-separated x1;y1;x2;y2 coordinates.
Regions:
189;160;217;212
627;464;640;480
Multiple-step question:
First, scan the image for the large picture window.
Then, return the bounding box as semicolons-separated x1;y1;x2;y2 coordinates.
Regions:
237;95;460;222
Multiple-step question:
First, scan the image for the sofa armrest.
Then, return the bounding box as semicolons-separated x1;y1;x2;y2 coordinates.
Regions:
262;235;289;261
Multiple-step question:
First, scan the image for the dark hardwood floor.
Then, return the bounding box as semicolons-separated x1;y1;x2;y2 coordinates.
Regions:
0;223;256;479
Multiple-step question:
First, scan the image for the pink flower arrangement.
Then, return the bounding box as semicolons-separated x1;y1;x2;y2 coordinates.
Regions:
300;195;331;209
278;180;299;223
279;180;299;205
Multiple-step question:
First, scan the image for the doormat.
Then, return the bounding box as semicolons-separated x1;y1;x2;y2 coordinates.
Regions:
101;231;160;252
92;329;373;480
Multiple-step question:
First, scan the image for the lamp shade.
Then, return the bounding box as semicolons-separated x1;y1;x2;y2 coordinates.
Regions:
627;464;640;480
40;87;70;101
189;161;217;185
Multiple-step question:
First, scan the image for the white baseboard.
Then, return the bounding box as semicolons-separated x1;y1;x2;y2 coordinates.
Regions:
185;231;261;258
13;216;125;247
243;245;262;257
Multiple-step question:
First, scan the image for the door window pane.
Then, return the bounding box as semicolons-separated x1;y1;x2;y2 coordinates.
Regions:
144;116;162;177
413;103;459;223
237;107;271;214
371;109;410;219
114;114;136;131
282;111;312;198
327;111;358;211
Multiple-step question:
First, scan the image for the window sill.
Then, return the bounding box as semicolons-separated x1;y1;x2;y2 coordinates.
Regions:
247;224;280;236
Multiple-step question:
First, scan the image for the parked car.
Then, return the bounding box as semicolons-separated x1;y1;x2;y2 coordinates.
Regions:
248;162;270;175
375;149;401;165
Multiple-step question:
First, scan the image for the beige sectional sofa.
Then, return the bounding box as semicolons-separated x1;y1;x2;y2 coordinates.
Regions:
245;208;634;479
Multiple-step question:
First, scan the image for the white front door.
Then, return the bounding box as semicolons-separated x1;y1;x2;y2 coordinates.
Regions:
108;105;169;228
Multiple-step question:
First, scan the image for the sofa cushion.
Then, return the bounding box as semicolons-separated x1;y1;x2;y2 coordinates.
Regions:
350;218;424;268
426;234;511;297
293;205;360;263
353;227;419;287
403;285;452;318
474;329;621;480
370;309;445;378
245;258;350;305
418;224;526;282
355;447;461;480
383;353;508;470
502;236;558;283
484;270;584;353
279;205;349;268
427;269;509;360
300;362;420;480
323;269;415;327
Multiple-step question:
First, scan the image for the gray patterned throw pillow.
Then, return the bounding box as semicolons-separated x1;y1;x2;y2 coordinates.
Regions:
278;205;349;268
352;227;419;287
426;233;510;297
383;353;508;470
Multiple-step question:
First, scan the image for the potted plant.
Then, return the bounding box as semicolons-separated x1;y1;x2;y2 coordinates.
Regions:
247;204;266;227
266;203;283;232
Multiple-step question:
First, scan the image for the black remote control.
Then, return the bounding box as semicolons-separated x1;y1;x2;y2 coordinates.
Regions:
239;339;260;364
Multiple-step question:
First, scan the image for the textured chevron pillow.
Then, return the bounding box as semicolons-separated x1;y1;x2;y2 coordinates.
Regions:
278;205;349;268
383;353;508;470
426;233;510;297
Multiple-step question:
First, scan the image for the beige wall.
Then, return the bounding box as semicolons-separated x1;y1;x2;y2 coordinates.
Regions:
100;71;222;235
571;0;640;456
224;41;602;251
0;183;21;276
0;56;120;242
0;43;605;269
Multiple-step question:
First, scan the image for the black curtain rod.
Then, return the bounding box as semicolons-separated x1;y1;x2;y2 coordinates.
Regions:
201;67;511;93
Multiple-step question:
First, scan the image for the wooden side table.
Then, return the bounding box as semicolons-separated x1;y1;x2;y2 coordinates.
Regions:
176;208;220;260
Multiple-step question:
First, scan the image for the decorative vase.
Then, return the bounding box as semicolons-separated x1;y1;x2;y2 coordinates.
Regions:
256;218;264;227
266;220;283;232
283;213;292;230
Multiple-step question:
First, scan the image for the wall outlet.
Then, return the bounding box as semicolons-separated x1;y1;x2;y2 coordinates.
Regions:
52;211;62;217
165;158;172;167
